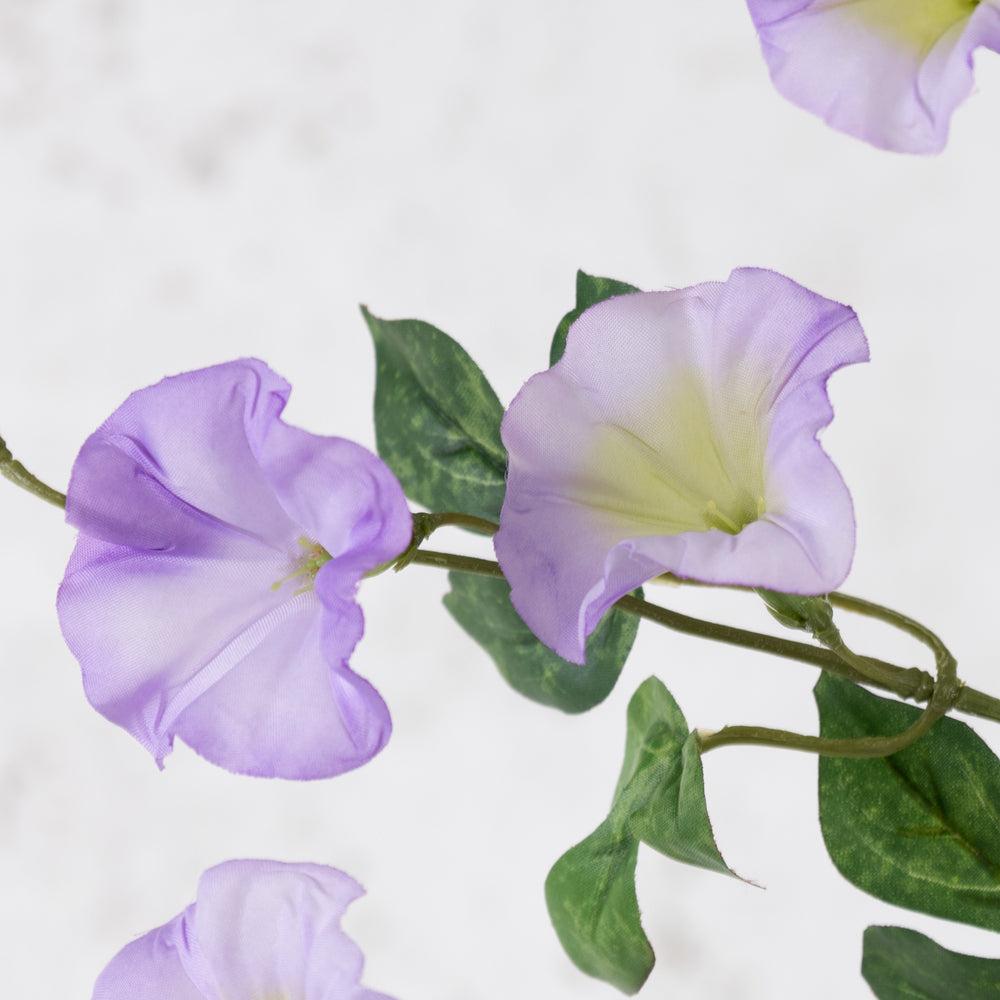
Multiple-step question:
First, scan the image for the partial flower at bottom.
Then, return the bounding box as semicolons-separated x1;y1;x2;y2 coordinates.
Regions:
92;859;394;1000
57;360;412;779
495;267;869;664
746;0;1000;153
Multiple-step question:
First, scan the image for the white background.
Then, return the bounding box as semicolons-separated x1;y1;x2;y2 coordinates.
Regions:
2;2;999;998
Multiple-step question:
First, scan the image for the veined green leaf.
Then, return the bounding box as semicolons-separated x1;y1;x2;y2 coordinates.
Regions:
545;823;653;995
816;674;1000;932
612;679;736;877
546;677;742;993
862;925;1000;999
363;308;507;520
442;573;639;713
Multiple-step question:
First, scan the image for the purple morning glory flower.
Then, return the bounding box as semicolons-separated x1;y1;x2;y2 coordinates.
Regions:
495;268;868;664
57;360;411;779
747;0;1000;153
92;859;394;1000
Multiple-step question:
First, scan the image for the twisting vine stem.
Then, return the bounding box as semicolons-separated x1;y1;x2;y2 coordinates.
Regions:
399;500;1000;760
695;705;946;757
406;545;999;730
696;601;961;757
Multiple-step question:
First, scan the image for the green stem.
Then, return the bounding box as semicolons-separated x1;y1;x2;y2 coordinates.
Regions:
615;593;904;689
626;591;954;756
406;547;1000;728
699;642;959;758
409;549;504;577
830;592;952;672
659;574;996;721
412;548;898;685
828;591;964;713
416;512;498;536
698;585;966;755
0;435;66;509
826;638;914;693
697;701;945;757
956;686;1000;723
389;513;498;573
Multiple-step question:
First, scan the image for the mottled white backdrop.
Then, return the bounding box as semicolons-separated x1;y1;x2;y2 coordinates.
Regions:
2;3;999;998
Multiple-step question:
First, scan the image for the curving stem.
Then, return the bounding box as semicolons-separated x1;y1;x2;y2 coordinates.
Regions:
405;542;1000;731
0;434;66;509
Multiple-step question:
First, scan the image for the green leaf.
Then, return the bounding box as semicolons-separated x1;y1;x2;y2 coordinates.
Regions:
549;271;640;366
612;678;735;877
441;572;639;713
545;823;653;995
546;677;741;993
816;674;1000;932
363;307;507;520
862;926;1000;999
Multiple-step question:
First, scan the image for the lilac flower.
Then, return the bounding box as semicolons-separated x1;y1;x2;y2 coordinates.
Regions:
57;360;411;779
746;0;1000;153
495;268;868;664
92;859;394;1000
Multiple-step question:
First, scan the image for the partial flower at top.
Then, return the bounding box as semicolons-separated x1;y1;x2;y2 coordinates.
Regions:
495;268;868;664
57;360;411;779
746;0;1000;153
92;859;394;1000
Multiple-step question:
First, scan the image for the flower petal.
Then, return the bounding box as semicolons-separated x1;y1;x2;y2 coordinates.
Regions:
58;530;291;767
92;915;202;1000
495;268;868;663
59;359;407;778
185;860;390;1000
66;359;301;551
747;0;1000;153
172;589;391;779
91;861;391;1000
256;421;413;575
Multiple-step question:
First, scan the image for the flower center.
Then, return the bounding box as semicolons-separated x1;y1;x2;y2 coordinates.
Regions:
271;536;332;595
703;495;765;535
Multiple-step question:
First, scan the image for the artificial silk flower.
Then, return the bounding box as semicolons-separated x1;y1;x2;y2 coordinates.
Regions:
57;360;411;779
92;859;393;1000
495;267;868;665
746;0;1000;153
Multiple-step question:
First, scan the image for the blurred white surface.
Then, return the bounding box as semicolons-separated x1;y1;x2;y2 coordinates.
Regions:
2;2;1000;998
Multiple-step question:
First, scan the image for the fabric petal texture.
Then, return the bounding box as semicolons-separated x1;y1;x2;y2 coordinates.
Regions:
57;360;411;779
495;268;868;664
91;914;203;1000
92;860;394;1000
746;0;1000;153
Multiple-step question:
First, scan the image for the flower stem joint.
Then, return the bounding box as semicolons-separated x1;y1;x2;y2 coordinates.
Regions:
757;588;840;648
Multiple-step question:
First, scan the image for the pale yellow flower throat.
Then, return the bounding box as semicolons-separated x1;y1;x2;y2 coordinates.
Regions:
703;495;766;535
